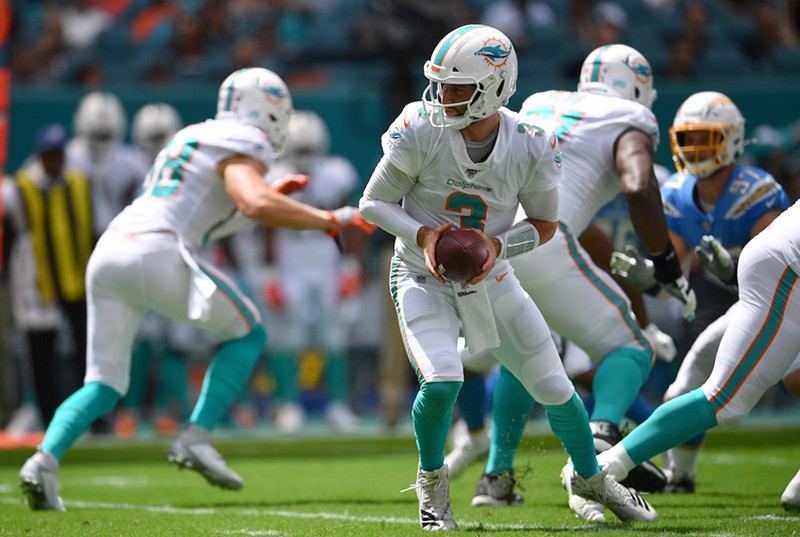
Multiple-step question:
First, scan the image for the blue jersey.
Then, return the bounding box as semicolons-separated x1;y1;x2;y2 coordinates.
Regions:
661;166;790;252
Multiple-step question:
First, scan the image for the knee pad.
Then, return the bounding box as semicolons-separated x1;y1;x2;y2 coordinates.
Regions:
523;368;574;406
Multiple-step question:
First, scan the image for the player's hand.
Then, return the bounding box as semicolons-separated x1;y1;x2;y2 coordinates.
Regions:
466;228;497;285
260;267;285;310
643;323;677;363
651;243;697;322
610;245;658;292
338;256;362;299
418;222;454;284
326;206;377;236
694;235;736;287
271;174;309;195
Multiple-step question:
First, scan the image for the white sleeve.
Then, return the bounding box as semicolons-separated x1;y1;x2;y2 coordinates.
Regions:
359;157;424;244
519;186;559;222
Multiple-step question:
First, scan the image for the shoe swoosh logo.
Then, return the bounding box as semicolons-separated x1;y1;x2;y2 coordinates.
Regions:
495;271;509;282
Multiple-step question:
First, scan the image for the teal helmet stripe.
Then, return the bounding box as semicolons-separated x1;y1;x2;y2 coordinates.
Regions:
590;44;613;82
223;68;249;112
709;267;798;414
433;24;485;66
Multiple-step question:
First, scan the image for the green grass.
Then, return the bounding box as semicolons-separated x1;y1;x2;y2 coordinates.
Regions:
0;428;798;536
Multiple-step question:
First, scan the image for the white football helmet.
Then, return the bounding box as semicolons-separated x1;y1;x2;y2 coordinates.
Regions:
216;67;293;157
285;110;330;173
577;44;657;109
132;102;183;160
73;91;127;161
669;91;745;180
422;24;517;129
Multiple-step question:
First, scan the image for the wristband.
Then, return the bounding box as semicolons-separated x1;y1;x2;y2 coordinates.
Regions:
497;220;540;259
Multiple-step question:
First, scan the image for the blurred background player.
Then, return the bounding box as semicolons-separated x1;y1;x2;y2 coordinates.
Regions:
2;124;93;430
18;67;376;511
114;102;191;438
611;91;794;493
261;110;363;433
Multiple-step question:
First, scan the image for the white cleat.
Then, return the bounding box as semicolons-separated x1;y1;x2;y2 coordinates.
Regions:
781;468;800;512
169;436;243;490
19;451;66;512
562;462;658;522
561;463;605;521
325;402;359;432
444;421;490;478
274;403;305;433
405;466;458;531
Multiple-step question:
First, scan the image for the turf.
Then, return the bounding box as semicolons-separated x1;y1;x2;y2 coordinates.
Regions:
0;428;798;536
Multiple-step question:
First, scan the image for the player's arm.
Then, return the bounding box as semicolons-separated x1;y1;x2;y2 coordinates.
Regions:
221;155;368;234
750;209;783;238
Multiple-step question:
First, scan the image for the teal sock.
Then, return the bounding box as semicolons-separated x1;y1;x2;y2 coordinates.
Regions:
486;366;534;474
623;388;717;465
122;339;153;410
156;348;189;417
189;326;265;430
41;382;120;460
591;348;650;424
413;381;462;471
324;351;349;402
542;391;600;478
270;349;299;402
455;374;487;432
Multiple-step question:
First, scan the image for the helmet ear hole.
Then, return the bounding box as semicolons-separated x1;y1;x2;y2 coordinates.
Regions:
496;80;505;98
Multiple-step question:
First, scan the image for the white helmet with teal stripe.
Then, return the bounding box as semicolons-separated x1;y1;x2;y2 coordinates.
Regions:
577;44;657;109
216;67;293;157
422;24;518;129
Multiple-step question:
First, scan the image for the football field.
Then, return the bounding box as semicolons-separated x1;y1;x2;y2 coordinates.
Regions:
1;427;798;536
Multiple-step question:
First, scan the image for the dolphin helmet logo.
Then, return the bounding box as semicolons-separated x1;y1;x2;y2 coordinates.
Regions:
474;37;511;68
262;85;287;105
623;55;652;83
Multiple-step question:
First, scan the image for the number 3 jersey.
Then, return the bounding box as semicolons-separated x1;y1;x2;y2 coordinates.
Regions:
372;102;562;274
519;90;659;236
108;118;273;249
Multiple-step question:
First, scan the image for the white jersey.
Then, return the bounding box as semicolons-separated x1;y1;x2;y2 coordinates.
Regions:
66;138;150;235
519;90;659;236
267;155;358;267
376;102;562;274
109;118;273;249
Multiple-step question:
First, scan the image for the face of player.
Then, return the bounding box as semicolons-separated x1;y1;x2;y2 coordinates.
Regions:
680;129;714;163
440;84;477;116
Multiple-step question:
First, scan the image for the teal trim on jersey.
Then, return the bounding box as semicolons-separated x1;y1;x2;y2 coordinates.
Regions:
389;256;423;381
42;382;120;460
560;222;653;354
708;267;798;414
590;44;613;82
202;208;239;246
433;24;483;66
199;264;258;331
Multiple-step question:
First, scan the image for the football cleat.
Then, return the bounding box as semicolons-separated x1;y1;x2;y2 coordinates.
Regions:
404;466;458;531
274;403;305;433
781;469;800;512
325;402;359;432
591;420;667;493
444;420;490;478
562;462;658;522
19;450;66;512
169;436;243;490
561;463;605;521
471;471;524;507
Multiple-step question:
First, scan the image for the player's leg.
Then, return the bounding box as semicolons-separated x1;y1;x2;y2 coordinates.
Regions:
488;273;656;522
392;260;461;530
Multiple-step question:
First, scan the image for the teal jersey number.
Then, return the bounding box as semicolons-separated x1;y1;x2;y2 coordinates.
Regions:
522;105;585;143
446;192;488;230
145;138;199;198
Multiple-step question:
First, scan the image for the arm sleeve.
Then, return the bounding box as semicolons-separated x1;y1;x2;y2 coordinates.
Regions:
519;185;559;222
359;157;424;244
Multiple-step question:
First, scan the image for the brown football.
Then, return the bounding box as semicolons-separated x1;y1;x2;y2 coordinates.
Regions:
435;228;490;282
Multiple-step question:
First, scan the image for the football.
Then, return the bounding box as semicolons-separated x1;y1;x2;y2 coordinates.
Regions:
435;228;490;282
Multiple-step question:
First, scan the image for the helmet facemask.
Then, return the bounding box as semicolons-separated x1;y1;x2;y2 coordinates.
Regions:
670;123;737;180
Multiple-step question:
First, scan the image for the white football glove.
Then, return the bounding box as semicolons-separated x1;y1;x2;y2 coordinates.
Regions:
610;245;658;292
643;323;677;363
694;235;737;289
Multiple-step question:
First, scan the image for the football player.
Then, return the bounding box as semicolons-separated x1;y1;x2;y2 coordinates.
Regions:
601;198;800;516
359;25;656;530
18;67;375;512
610;91;795;494
451;44;692;519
